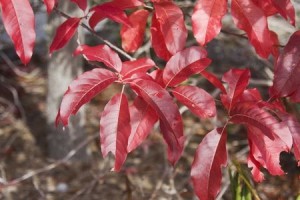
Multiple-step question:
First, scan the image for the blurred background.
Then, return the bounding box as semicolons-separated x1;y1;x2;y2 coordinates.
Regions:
0;0;300;199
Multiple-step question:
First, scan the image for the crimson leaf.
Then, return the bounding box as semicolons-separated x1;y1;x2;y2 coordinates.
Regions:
74;44;122;72
191;128;227;200
163;46;210;87
120;9;149;53
128;97;158;152
231;0;273;58
192;0;227;45
150;14;172;61
271;31;300;102
172;86;216;118
56;68;117;126
153;1;187;55
221;69;250;111
71;0;87;11
43;0;56;13
247;125;290;176
230;102;278;140
89;4;130;30
121;58;155;79
0;0;36;64
100;93;131;172
49;17;81;54
129;79;184;165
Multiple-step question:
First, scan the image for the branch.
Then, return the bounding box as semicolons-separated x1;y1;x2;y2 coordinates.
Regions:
53;7;134;61
0;134;98;189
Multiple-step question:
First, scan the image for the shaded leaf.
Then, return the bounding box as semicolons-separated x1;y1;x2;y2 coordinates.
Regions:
172;86;216;118
108;0;144;10
121;58;155;79
56;68;117;126
121;9;150;53
221;69;250;110
128;97;158;152
200;71;226;93
252;0;277;16
129;79;184;165
0;0;35;64
100;93;131;172
89;3;130;30
248;145;265;182
231;0;273;58
43;0;56;13
49;17;81;54
163;46;210;87
153;1;187;55
271;31;300;102
280;114;300;164
150;14;172;61
192;0;227;45
191;128;227;200
71;0;87;11
74;44;122;72
272;0;295;26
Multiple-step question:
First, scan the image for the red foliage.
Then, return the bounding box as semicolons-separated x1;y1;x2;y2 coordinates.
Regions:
1;0;300;199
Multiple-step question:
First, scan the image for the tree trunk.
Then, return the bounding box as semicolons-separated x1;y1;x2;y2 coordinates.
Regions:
46;1;87;160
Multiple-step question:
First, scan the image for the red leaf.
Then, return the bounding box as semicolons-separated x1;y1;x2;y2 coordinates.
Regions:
200;71;226;93
252;0;277;16
153;1;187;55
191;128;227;200
129;79;184;165
280;115;300;165
127;97;158;152
71;0;87;11
121;58;155;79
56;68;117;126
248;153;265;182
74;44;122;72
163;46;210;87
0;0;35;64
108;0;144;10
272;0;295;26
49;17;81;54
230;102;279;140
220;69;250;111
120;9;149;53
172;86;216;118
192;0;227;45
247;125;289;176
89;4;130;30
239;88;262;102
150;14;172;61
100;93;131;172
43;0;56;13
149;69;165;87
270;31;280;58
271;31;300;102
231;0;273;58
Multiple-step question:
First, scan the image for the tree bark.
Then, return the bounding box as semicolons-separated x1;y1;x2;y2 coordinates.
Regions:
46;1;87;160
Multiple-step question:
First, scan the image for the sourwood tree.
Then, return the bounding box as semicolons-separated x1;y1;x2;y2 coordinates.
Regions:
0;0;299;199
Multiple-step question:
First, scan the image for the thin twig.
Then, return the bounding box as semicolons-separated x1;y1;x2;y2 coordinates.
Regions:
0;134;98;189
54;7;134;61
